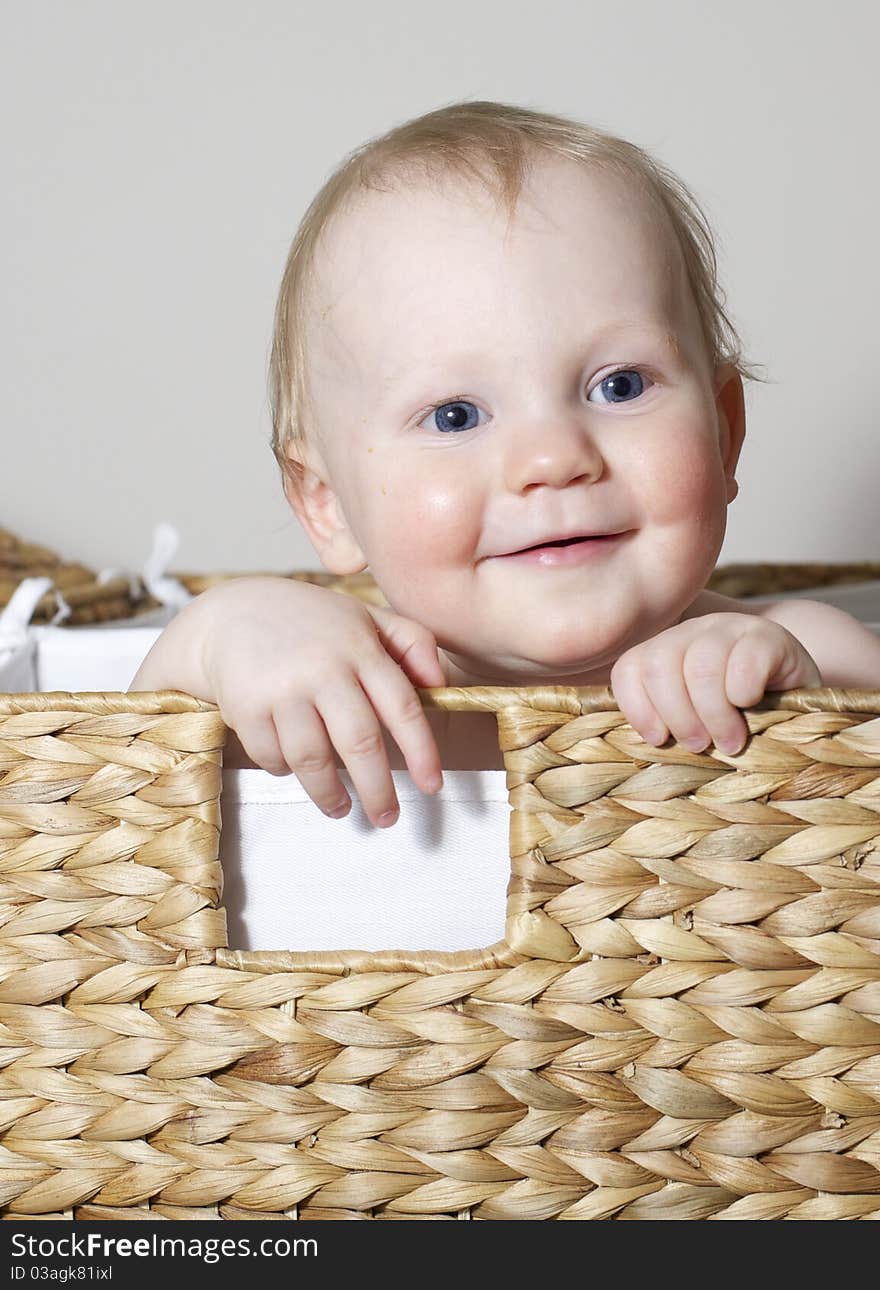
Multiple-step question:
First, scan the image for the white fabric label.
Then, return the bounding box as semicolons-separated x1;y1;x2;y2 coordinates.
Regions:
219;767;511;952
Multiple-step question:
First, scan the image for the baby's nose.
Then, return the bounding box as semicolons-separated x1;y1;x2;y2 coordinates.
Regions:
502;416;603;492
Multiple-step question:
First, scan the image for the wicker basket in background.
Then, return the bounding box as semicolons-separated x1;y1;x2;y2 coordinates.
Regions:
0;525;385;624
0;527;149;626
1;664;879;1219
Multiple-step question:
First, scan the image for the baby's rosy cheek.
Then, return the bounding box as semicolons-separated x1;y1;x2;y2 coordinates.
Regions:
650;439;727;525
392;482;479;548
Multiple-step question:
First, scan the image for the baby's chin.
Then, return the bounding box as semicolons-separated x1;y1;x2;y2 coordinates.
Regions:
439;645;617;689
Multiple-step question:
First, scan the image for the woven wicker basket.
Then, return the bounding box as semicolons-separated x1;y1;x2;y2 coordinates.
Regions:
1;675;880;1221
0;525;388;625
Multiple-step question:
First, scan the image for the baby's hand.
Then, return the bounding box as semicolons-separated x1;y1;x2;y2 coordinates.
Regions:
131;577;446;827
609;612;822;755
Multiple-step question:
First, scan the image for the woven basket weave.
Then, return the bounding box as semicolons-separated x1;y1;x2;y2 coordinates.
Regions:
1;672;880;1220
0;527;148;626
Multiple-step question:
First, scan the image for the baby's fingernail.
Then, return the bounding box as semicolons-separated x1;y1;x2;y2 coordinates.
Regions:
377;808;399;828
328;800;351;818
426;774;443;793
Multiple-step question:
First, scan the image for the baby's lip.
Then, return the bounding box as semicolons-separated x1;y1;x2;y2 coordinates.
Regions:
493;529;629;557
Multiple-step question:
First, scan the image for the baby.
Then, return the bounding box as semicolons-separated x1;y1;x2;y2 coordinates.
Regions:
129;100;880;829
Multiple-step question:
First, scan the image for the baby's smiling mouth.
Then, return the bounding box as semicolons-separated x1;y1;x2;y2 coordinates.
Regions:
521;534;598;552
490;530;631;565
501;531;628;556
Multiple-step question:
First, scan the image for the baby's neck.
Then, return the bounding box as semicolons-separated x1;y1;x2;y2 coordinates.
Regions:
439;651;615;690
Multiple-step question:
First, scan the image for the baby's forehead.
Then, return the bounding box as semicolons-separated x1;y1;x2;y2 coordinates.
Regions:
306;159;689;376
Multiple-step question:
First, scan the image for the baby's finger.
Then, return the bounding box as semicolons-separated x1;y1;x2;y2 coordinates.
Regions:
359;653;444;795
224;707;289;776
316;681;402;829
682;636;750;754
366;605;447;687
273;700;353;818
610;657;670;747
725;625;818;700
639;652;713;751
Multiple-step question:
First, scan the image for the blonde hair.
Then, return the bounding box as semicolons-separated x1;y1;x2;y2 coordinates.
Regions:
270;99;764;491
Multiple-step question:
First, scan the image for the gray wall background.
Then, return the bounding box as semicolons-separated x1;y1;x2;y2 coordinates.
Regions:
3;1;877;578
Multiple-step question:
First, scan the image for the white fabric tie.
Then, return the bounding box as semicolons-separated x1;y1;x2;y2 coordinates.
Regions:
96;521;194;611
0;577;68;654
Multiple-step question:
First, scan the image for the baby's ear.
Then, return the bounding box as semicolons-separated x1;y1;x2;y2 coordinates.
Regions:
282;443;368;576
713;364;746;503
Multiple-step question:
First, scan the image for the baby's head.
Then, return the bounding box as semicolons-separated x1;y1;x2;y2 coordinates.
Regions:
270;100;761;686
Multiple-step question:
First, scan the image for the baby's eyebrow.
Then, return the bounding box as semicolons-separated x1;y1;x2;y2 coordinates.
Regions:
380;321;683;392
588;319;683;353
656;327;683;358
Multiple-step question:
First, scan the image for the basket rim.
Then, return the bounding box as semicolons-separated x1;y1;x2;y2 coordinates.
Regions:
2;685;880;716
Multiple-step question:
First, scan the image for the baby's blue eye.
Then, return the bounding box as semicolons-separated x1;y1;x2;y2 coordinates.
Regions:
588;369;649;404
426;401;481;433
